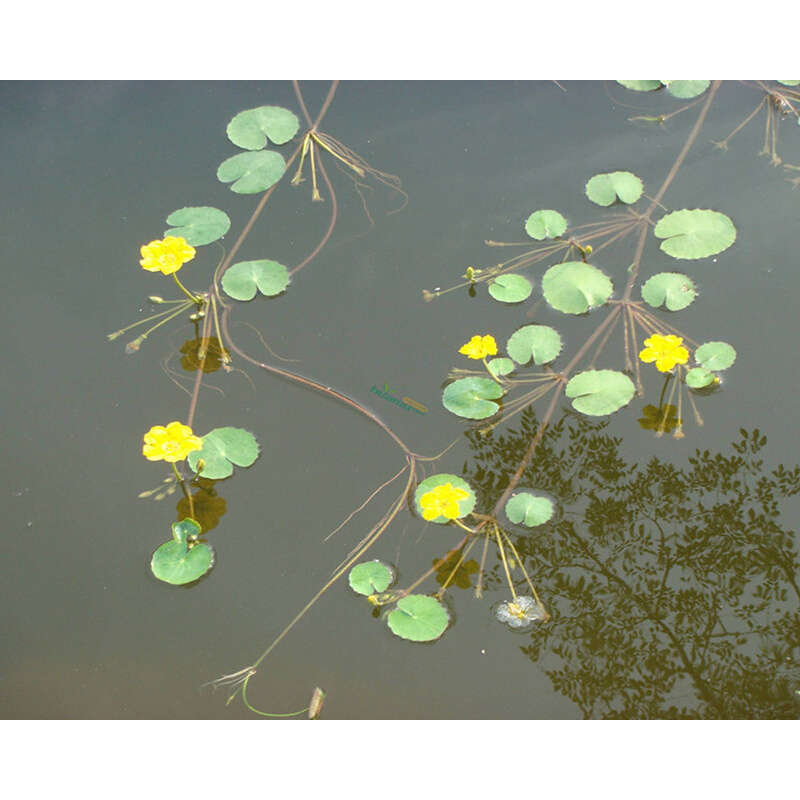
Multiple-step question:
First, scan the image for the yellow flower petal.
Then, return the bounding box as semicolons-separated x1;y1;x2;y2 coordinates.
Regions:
639;334;689;373
140;236;196;276
458;334;498;360
419;483;470;520
142;421;203;463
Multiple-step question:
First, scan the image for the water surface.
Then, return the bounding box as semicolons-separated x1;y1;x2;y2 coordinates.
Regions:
2;80;799;719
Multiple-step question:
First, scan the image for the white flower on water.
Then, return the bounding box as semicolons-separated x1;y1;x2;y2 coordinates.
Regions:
494;595;544;629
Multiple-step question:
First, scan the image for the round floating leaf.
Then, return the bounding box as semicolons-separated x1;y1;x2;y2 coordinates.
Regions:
488;274;533;303
349;560;395;596
542;261;613;314
221;259;290;301
695;341;736;371
488;357;515;377
414;474;475;524
641;272;697;311
217;151;286;194
187;427;260;480
151;538;213;585
506;324;563;366
617;80;662;92
585;171;643;206
665;80;710;99
617;80;709;98
442;377;503;420
685;367;717;389
654;209;736;260
226;106;300;150
525;209;567;240
505;492;555;527
164;206;231;247
566;370;636;416
386;595;449;642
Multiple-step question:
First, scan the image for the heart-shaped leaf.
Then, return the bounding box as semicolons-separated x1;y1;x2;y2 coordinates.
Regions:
542;262;613;314
487;357;515;377
641;272;697;311
685;367;717;389
226;106;300;150
151;519;213;585
654;209;736;260
221;259;290;301
585;171;643;206
525;209;567;240
187;427;260;480
217;151;286;194
506;324;562;365
488;274;533;303
164;206;231;246
349;561;395;596
565;370;636;416
505;492;555;527
442;377;504;420
386;595;449;642
695;341;737;371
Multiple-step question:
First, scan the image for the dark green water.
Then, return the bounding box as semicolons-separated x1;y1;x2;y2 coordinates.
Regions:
2;80;799;719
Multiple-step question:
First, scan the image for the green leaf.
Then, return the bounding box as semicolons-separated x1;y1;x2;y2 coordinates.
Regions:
565;370;636;416
525;209;567;240
585;171;643;206
226;106;300;150
617;80;663;92
505;492;555;527
487;357;515;377
654;209;737;260
506;324;562;365
685;367;717;389
221;259;290;301
641;272;697;311
617;80;709;98
413;474;475;524
172;517;202;544
186;427;260;480
665;80;710;99
442;377;503;420
386;595;449;642
217;151;286;194
695;341;737;371
542;261;613;314
349;561;395;596
488;274;533;303
164;206;231;246
151;522;213;585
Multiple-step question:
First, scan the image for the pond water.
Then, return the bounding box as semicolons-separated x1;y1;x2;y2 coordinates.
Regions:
2;80;800;720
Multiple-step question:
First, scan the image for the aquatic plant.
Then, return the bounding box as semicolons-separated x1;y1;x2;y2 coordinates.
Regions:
109;80;800;719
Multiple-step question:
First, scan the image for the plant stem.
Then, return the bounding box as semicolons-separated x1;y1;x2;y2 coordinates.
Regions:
172;272;203;305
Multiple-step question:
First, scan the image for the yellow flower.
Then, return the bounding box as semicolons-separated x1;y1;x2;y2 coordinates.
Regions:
140;236;196;276
419;483;470;521
639;334;689;373
143;421;203;463
459;334;498;360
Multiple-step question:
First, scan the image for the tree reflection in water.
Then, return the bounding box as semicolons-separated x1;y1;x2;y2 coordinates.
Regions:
468;408;800;718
